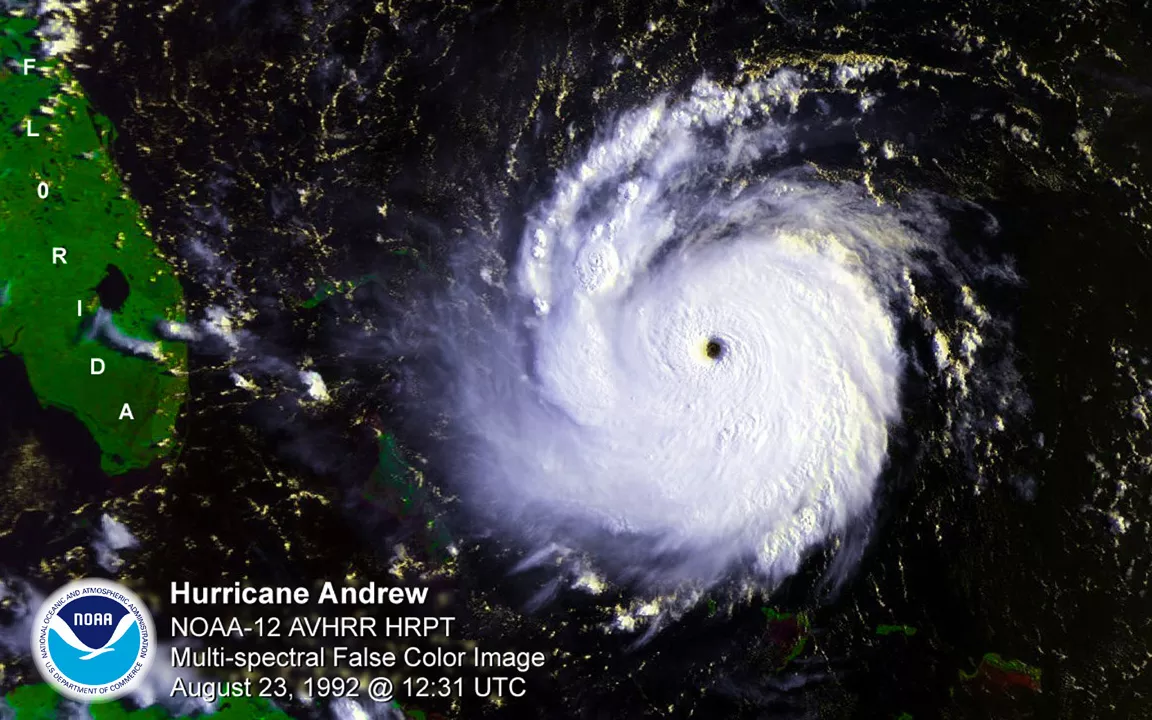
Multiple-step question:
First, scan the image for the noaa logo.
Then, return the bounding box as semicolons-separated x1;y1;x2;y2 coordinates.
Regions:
31;579;155;702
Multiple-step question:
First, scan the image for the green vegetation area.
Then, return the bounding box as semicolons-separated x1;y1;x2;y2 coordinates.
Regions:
299;275;374;309
367;430;453;557
960;652;1042;690
760;607;795;623
0;11;187;474
760;606;811;669
297;243;429;310
2;685;292;720
875;624;918;637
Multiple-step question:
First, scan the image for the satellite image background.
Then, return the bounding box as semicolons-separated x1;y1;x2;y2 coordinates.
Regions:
1;0;1151;718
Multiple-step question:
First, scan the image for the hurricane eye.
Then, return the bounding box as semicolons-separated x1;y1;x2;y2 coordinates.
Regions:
705;338;726;360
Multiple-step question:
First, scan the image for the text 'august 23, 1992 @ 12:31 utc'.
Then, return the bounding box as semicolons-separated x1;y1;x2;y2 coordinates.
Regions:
165;581;546;704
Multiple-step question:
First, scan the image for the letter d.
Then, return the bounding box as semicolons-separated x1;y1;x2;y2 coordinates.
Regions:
91;358;105;375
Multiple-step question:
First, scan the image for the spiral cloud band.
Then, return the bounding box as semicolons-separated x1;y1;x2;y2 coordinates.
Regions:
427;69;988;590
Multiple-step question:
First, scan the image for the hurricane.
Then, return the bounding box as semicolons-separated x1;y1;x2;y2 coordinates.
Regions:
375;62;1024;602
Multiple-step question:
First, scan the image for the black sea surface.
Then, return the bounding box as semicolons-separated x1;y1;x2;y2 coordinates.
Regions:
0;0;1148;718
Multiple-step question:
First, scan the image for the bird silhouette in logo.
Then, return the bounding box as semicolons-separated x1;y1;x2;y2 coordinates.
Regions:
48;614;137;660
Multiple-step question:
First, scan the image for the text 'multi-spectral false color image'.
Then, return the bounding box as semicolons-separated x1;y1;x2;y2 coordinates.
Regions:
1;0;1151;718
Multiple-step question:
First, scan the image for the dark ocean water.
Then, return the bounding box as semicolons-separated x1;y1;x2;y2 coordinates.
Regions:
1;0;1149;718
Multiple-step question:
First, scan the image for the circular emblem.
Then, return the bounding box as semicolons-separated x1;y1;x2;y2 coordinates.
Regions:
30;578;155;702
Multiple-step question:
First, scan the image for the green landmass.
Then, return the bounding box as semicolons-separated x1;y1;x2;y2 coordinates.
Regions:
960;652;1042;689
366;430;452;557
760;606;793;622
0;10;187;474
299;275;375;309
876;624;918;637
298;243;430;310
760;606;811;669
2;685;293;719
3;685;57;720
393;706;426;720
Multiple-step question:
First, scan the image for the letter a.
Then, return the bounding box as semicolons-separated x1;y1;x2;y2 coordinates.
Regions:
119;403;134;420
91;358;105;375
